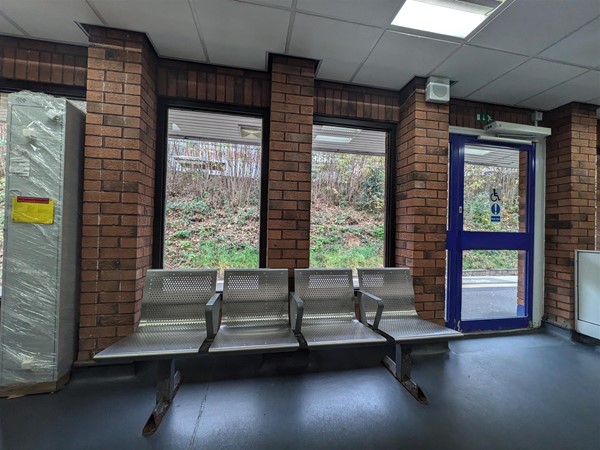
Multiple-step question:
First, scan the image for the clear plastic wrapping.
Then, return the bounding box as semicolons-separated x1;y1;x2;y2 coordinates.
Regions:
0;91;83;391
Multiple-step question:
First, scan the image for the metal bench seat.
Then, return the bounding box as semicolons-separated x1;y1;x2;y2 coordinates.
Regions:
357;267;462;342
293;269;386;348
358;267;462;403
93;329;208;360
207;269;299;354
94;269;218;361
93;269;218;435
375;316;462;341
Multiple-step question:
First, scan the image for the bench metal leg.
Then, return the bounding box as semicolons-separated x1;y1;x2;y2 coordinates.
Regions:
383;343;428;404
142;359;181;436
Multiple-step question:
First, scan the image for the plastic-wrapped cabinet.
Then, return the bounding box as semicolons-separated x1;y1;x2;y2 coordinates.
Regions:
0;92;84;395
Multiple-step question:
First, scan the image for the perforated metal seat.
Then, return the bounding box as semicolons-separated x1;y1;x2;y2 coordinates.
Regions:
357;268;462;341
208;269;299;353
94;269;218;361
293;269;386;348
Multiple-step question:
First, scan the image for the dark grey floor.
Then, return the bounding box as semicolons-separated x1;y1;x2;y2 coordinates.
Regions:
1;331;599;450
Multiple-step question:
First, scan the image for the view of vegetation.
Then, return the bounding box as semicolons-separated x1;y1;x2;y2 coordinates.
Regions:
163;136;525;276
310;151;385;271
463;161;523;270
163;139;261;278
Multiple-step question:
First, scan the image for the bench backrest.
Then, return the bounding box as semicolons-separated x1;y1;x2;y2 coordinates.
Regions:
294;269;355;323
140;269;217;331
221;269;289;328
357;268;418;319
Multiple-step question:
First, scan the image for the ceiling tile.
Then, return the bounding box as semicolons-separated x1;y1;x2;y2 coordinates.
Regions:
467;59;587;106
539;17;600;68
586;96;600;106
289;14;381;81
296;0;401;27
1;0;101;44
517;70;600;110
354;31;460;89
0;13;23;36
435;46;528;98
470;0;600;56
92;0;206;62
245;0;293;7
191;0;289;70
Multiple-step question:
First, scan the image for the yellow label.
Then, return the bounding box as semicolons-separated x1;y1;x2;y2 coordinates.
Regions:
12;197;55;224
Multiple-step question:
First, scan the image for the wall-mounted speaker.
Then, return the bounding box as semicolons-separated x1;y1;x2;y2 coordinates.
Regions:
425;76;450;103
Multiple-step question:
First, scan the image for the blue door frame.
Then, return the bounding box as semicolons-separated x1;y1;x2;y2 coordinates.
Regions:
446;135;536;332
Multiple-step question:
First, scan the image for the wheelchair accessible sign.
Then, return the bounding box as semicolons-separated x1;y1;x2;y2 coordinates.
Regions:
490;189;501;223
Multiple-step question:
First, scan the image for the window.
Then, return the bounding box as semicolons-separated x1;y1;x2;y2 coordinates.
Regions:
310;124;388;273
163;108;263;280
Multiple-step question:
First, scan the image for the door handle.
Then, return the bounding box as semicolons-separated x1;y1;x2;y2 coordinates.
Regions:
458;206;463;214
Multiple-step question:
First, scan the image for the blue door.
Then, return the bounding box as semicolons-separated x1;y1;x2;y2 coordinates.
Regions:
446;135;536;332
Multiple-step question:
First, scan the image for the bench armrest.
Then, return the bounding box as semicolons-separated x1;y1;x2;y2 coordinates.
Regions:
358;290;384;330
205;293;222;339
289;292;304;334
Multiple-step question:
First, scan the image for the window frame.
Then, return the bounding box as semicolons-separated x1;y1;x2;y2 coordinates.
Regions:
312;115;397;267
153;99;270;269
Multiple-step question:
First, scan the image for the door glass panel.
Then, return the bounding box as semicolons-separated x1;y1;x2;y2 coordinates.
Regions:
461;250;526;320
463;145;527;232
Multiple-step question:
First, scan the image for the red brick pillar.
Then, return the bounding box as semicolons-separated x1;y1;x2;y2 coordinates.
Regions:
396;79;449;324
543;103;597;328
266;55;316;287
597;121;600;250
78;27;157;360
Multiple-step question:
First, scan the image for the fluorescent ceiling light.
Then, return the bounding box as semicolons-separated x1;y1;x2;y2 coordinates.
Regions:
392;0;503;38
314;135;353;144
321;125;361;135
465;147;491;156
239;125;262;139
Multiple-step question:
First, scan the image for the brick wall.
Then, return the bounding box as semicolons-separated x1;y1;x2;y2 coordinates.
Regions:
543;103;597;328
78;27;157;360
450;99;532;128
157;60;270;107
314;81;400;121
266;55;316;285
0;36;86;88
396;79;449;324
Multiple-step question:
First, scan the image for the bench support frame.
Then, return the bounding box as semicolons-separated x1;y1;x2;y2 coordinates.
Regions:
142;359;181;436
383;343;428;404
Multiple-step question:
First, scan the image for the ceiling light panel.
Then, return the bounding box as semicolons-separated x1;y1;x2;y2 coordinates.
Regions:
391;0;504;38
314;135;353;144
321;126;362;134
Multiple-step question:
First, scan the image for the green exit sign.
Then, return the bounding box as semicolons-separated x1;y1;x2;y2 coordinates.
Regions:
476;113;493;123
